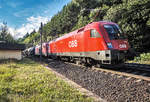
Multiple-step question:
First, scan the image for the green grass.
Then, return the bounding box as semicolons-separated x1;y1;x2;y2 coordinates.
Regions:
128;52;150;64
0;58;93;102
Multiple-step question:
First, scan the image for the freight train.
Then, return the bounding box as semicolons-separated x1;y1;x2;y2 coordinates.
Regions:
24;21;133;65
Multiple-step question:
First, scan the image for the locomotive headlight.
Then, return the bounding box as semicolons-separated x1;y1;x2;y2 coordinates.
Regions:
107;43;113;48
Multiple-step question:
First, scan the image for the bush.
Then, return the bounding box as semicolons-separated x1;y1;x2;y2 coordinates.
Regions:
134;53;150;61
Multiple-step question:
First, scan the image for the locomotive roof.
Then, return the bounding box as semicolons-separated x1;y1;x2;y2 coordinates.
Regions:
55;30;78;41
50;21;117;42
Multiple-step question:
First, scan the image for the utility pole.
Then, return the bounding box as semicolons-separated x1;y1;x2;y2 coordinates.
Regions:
40;22;43;62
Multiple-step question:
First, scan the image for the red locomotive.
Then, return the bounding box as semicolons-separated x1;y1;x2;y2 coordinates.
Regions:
34;21;131;65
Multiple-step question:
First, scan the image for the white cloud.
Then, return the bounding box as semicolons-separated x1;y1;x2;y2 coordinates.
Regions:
8;16;51;39
8;27;17;37
0;22;3;26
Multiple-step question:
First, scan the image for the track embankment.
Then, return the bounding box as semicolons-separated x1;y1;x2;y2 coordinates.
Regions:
34;58;150;102
32;59;150;102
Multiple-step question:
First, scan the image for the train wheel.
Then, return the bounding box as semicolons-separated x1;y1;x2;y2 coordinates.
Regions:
75;60;80;65
84;58;92;68
94;64;101;68
72;58;76;63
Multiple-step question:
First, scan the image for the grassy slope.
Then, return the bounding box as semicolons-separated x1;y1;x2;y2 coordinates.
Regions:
128;52;150;64
0;58;93;102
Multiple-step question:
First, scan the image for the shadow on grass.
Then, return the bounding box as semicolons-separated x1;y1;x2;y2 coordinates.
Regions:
0;96;10;102
0;58;37;68
0;59;17;64
16;58;36;65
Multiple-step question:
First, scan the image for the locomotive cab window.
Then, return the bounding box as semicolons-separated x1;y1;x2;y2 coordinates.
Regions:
104;24;126;40
90;29;101;38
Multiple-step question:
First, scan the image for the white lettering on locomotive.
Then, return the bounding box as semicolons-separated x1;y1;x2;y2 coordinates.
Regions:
119;44;127;48
68;40;78;48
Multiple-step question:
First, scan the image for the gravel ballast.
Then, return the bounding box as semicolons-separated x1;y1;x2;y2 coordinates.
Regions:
46;59;150;102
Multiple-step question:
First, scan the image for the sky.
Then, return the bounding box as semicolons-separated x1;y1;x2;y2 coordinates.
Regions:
0;0;71;39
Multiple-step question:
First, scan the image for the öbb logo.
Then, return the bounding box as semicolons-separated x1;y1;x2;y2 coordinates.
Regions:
119;44;127;48
68;40;78;48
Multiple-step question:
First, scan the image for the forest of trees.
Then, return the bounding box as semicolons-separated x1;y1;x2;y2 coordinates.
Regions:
21;0;150;53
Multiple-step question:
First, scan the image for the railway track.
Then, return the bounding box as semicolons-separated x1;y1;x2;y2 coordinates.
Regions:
34;57;150;82
98;63;150;79
124;63;150;72
63;60;150;80
32;57;150;102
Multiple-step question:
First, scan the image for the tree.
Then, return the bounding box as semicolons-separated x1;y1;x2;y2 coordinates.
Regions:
0;22;8;41
0;21;16;43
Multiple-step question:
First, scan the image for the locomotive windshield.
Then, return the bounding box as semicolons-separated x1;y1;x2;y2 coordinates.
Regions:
104;24;126;40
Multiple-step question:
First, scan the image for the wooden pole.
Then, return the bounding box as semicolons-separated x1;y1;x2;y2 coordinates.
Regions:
40;22;43;62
